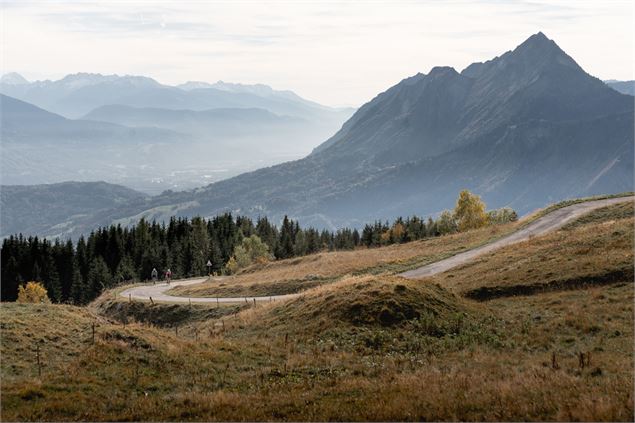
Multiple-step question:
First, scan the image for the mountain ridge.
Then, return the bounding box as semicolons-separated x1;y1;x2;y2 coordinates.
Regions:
2;32;633;238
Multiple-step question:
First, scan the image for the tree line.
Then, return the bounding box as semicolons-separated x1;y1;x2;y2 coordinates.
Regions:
1;190;516;304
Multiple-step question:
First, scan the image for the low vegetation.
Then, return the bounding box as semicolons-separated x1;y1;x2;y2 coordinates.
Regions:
1;198;632;421
427;202;633;300
16;281;50;304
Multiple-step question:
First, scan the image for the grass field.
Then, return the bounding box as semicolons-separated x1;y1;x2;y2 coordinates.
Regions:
1;200;633;421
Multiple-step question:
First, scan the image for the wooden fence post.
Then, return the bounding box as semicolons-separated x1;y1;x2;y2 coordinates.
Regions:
91;323;95;344
149;296;154;305
36;344;41;377
129;293;132;302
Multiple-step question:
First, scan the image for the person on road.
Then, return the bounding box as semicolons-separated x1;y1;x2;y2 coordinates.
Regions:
165;268;172;284
151;268;158;284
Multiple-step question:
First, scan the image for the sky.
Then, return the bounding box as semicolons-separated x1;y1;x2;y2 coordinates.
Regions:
1;0;633;107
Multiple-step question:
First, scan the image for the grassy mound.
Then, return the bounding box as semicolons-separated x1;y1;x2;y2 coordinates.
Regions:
91;294;242;328
167;274;333;298
260;275;478;331
0;303;101;382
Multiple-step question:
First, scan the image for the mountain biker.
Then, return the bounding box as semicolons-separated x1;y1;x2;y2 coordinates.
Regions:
151;268;158;284
165;268;172;284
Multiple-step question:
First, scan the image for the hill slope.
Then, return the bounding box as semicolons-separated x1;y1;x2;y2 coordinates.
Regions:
74;32;633;232
1;202;632;421
0;182;147;238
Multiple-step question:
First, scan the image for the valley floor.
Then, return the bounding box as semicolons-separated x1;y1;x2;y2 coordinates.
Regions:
1;200;633;421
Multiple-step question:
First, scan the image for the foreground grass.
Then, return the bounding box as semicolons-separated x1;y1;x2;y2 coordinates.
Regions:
1;200;633;421
2;280;632;421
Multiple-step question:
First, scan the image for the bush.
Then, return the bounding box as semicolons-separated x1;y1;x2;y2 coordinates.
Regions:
437;210;458;235
487;207;518;225
228;235;271;272
16;281;51;304
224;256;239;275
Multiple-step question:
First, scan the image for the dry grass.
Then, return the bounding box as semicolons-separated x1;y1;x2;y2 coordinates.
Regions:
426;202;634;299
169;221;519;298
3;281;631;421
519;191;633;226
91;295;244;328
1;199;633;421
242;275;482;333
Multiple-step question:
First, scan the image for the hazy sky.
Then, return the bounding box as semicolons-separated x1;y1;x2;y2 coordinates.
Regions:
1;0;633;106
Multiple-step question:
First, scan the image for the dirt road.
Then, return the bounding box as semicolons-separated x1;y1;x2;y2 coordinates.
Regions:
399;196;633;279
120;196;632;302
119;277;298;304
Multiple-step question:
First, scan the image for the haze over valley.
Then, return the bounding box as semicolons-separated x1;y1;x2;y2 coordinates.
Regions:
0;73;354;194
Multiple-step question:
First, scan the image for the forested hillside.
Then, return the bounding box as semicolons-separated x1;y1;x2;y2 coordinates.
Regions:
1;192;516;303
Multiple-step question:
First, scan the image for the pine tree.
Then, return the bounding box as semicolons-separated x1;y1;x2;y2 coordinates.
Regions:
88;257;112;297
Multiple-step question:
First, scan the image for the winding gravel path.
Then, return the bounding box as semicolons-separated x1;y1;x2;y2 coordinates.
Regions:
120;277;298;304
120;196;632;302
399;196;633;279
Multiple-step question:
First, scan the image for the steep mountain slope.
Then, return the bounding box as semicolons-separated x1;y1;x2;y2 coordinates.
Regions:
104;32;630;229
4;32;634;237
0;182;146;238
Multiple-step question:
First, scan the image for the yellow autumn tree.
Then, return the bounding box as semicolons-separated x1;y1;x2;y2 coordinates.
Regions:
224;256;239;275
391;222;405;242
453;189;488;231
16;281;51;304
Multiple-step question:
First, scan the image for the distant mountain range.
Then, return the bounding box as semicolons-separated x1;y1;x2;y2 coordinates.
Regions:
0;74;355;192
2;32;633;239
0;72;352;119
605;79;635;96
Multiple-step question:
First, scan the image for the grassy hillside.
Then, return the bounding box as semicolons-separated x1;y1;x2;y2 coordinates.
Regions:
1;201;632;421
429;201;634;299
168;219;521;298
